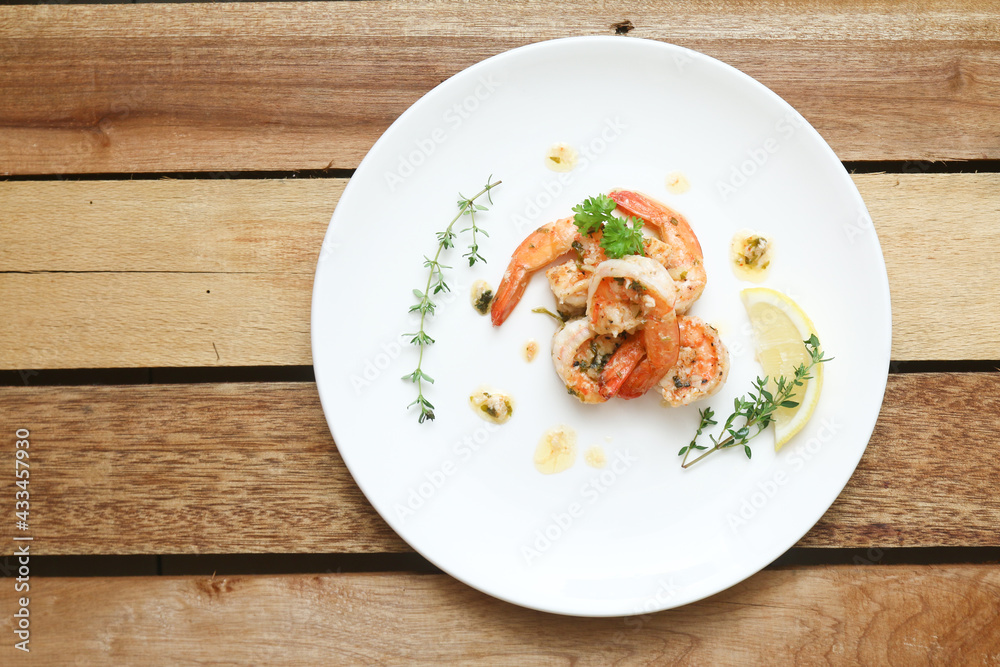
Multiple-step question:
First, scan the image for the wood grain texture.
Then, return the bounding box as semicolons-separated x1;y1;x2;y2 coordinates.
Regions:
0;374;996;556
2;173;998;368
0;178;338;369
0;272;314;369
0;382;408;556
855;172;1000;362
0;178;344;274
2;1;999;175
799;371;1000;547
1;567;998;664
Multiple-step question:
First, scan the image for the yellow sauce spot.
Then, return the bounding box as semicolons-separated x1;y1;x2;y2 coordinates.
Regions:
534;425;577;474
523;339;539;362
470;280;494;315
469;387;514;424
666;171;690;195
730;230;773;282
584;446;607;469
545;143;578;173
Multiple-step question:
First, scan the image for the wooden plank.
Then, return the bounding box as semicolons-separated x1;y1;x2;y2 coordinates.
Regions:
2;567;997;663
855;173;1000;362
0;178;337;369
2;1;999;175
798;371;1000;547
0;179;344;274
0;374;996;556
0;272;314;369
2;173;998;368
0;382;408;556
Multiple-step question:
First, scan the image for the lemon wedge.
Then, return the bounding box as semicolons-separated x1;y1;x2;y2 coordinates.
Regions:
740;288;824;451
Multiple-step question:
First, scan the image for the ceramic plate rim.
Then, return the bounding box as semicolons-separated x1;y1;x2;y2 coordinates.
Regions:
310;35;892;616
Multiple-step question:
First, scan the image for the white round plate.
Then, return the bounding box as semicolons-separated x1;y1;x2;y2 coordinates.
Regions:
311;36;891;617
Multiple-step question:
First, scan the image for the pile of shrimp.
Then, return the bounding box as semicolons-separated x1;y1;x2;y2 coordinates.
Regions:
490;189;729;407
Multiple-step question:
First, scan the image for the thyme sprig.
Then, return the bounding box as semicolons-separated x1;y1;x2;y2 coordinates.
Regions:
403;177;501;423
680;335;831;468
461;196;490;267
678;407;716;457
531;307;568;324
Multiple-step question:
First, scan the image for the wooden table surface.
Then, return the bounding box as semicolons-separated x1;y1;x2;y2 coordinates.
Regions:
2;1;1000;663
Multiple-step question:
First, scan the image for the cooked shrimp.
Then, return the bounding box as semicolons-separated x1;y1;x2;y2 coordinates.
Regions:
587;275;645;337
587;256;680;386
551;318;623;404
658;317;729;406
544;233;608;317
491;217;599;326
599;331;645;399
545;260;589;316
617;316;729;406
610;190;706;313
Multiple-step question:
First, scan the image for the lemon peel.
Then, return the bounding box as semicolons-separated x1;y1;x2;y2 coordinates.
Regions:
740;288;824;451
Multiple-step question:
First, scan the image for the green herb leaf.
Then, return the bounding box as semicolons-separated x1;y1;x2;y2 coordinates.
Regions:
680;337;832;469
405;177;502;424
680;407;717;462
571;193;648;259
600;216;645;259
532;307;568;324
572;194;617;235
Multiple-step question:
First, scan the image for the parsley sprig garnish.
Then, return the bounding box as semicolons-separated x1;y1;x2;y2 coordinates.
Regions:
679;335;832;468
403;177;501;423
572;195;616;235
572;194;646;259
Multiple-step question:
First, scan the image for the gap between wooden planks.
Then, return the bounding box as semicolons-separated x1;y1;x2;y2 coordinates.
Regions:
1;173;999;368
0;374;997;556
0;567;997;663
1;0;999;174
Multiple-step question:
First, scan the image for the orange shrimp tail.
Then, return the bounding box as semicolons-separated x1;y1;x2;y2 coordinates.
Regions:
490;265;528;326
599;332;645;399
642;310;680;382
617;357;658;399
587;278;616;333
609;189;703;257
